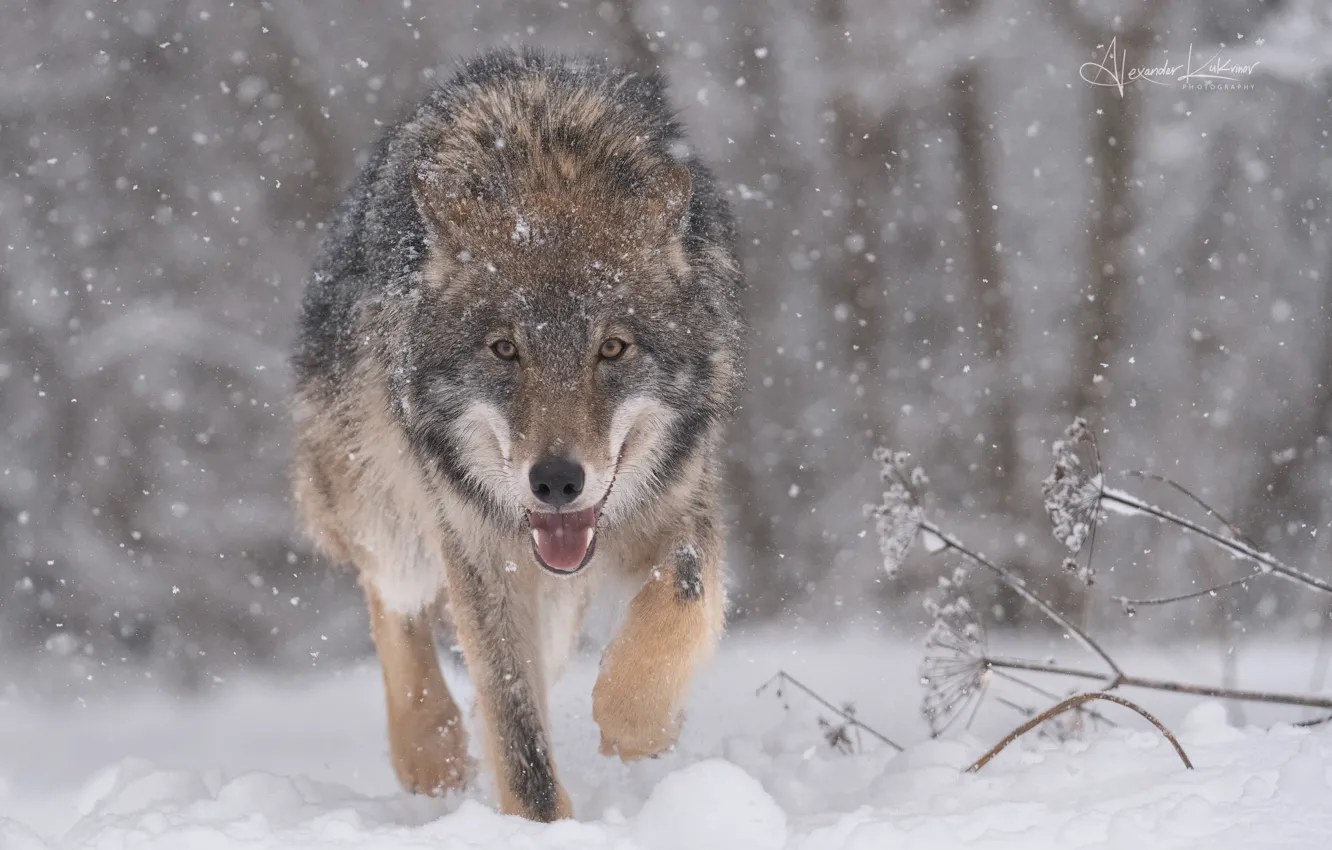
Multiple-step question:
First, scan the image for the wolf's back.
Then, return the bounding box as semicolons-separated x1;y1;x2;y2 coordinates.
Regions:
293;49;738;394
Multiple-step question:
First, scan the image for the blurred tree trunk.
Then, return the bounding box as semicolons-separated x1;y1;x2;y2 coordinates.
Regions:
815;0;898;445
1051;2;1160;418
264;3;369;225
945;0;1018;502
1242;250;1332;531
1046;2;1160;632
952;68;1018;489
710;0;811;617
800;0;906;612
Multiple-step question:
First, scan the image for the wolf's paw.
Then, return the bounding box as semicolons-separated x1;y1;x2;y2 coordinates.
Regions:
389;708;470;796
592;675;682;761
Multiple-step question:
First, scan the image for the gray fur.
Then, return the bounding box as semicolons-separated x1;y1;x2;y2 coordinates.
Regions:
295;50;744;520
290;48;744;822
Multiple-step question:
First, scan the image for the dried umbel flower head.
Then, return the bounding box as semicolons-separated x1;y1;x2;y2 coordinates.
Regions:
1062;555;1096;587
867;448;928;577
1042;418;1104;556
920;571;988;736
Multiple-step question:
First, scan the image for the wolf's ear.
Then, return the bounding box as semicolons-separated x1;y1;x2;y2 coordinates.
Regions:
644;162;693;235
412;166;474;245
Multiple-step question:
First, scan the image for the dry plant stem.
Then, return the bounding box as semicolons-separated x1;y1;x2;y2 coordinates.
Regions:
1126;470;1255;545
984;655;1332;710
1116;473;1266;607
989;667;1118;728
1294;714;1332;728
967;692;1193;774
920;519;1123;682
758;671;905;751
1099;487;1332;595
1114;570;1265;609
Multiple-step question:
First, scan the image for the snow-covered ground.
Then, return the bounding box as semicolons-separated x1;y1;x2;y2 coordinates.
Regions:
3;627;1330;849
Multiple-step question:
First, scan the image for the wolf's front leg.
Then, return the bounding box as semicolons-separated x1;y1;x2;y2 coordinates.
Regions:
593;537;725;760
365;585;469;795
445;558;572;822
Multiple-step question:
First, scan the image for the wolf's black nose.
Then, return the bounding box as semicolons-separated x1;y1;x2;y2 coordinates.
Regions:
529;457;585;507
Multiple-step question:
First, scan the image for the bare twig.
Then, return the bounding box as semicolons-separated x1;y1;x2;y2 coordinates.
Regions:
967;692;1193;773
757;671;905;752
993;696;1036;717
989;667;1119;729
982;656;1332;710
1041;423;1332;600
992;696;1094;742
1113;570;1265;612
920;518;1124;682
1099;486;1332;595
1126;470;1256;546
1294;713;1332;728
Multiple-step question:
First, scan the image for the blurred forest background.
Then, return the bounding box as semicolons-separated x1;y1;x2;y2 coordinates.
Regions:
3;0;1332;690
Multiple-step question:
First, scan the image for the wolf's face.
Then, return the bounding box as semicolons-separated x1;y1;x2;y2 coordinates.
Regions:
400;168;736;575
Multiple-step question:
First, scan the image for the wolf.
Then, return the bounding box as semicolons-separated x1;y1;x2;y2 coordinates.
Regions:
290;50;745;821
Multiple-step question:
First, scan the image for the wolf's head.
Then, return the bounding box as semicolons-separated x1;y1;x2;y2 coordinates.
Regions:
395;157;741;575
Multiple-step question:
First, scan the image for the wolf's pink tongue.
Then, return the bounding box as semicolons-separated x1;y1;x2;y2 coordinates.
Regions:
530;507;597;572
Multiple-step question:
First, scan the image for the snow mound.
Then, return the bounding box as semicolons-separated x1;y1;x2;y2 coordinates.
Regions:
634;760;787;850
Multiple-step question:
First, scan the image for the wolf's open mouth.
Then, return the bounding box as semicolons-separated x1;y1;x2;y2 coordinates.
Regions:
529;506;599;574
528;465;616;575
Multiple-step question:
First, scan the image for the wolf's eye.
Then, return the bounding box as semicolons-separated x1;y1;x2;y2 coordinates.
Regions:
491;339;519;361
599;338;628;361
